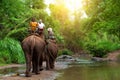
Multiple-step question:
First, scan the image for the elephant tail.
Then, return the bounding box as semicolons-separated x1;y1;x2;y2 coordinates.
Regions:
30;36;36;56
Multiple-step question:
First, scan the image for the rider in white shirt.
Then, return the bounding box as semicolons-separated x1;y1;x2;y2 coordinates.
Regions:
38;19;45;29
47;28;55;39
37;19;45;34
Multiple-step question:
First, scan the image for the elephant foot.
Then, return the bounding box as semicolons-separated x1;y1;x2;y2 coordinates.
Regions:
32;70;35;73
51;66;54;69
46;67;51;70
40;67;44;71
50;68;54;70
25;73;32;77
25;71;32;77
35;72;40;74
32;70;40;74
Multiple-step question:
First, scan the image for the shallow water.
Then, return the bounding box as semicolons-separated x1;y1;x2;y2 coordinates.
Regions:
0;67;25;77
56;61;120;80
0;59;120;80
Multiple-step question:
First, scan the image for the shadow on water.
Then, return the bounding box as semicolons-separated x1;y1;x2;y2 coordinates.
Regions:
55;58;120;80
0;66;25;77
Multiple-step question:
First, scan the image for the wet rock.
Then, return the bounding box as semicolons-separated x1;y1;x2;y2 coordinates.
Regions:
91;57;109;62
19;73;25;77
56;55;76;62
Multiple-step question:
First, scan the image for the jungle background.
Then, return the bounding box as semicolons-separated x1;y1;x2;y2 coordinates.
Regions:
0;0;120;64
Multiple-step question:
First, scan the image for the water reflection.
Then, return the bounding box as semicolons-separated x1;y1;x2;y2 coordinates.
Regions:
56;61;120;80
0;59;120;80
0;67;25;77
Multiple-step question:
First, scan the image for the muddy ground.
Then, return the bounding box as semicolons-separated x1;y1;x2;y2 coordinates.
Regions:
0;62;68;80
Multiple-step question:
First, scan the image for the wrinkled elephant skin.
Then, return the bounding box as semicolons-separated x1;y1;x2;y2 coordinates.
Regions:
21;35;45;77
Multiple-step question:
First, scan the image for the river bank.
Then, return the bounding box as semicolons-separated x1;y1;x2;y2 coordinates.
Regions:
0;62;69;80
0;50;120;80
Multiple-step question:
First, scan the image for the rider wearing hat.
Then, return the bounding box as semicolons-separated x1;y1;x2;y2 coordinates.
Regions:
47;27;55;40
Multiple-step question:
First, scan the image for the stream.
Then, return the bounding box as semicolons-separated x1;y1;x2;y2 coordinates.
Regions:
56;60;120;80
0;58;120;80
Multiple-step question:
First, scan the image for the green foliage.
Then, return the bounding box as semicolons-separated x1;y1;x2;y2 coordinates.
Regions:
55;33;64;43
30;0;46;9
84;33;120;57
0;0;62;65
0;0;27;23
0;0;31;39
7;27;29;41
0;0;120;61
0;50;11;64
0;38;25;64
79;0;120;57
48;0;120;56
58;49;74;56
49;3;70;26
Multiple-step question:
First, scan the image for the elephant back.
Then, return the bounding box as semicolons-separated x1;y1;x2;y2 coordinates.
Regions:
45;40;58;59
22;35;46;54
22;35;45;44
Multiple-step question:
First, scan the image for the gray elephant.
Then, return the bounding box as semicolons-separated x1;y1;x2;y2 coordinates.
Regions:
45;39;58;70
21;34;46;77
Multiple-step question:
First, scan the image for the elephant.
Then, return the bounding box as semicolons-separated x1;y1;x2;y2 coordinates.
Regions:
45;39;58;70
21;34;46;77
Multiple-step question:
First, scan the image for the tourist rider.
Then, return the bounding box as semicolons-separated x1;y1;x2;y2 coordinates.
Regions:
29;18;38;33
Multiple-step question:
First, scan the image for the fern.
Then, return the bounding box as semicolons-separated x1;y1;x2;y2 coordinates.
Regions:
0;38;25;64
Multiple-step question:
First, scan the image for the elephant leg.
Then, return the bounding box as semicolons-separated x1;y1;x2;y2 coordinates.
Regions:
46;56;51;70
49;59;52;69
50;59;55;69
25;53;32;77
32;58;35;73
34;57;40;74
39;59;43;71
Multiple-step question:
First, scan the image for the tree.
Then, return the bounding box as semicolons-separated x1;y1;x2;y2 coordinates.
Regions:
49;3;69;26
81;0;120;57
0;0;31;39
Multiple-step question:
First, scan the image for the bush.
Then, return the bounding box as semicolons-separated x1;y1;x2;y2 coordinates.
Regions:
0;50;11;64
0;38;25;64
58;49;74;56
85;41;120;57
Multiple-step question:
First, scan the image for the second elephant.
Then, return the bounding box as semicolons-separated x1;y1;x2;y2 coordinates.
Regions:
45;39;58;70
